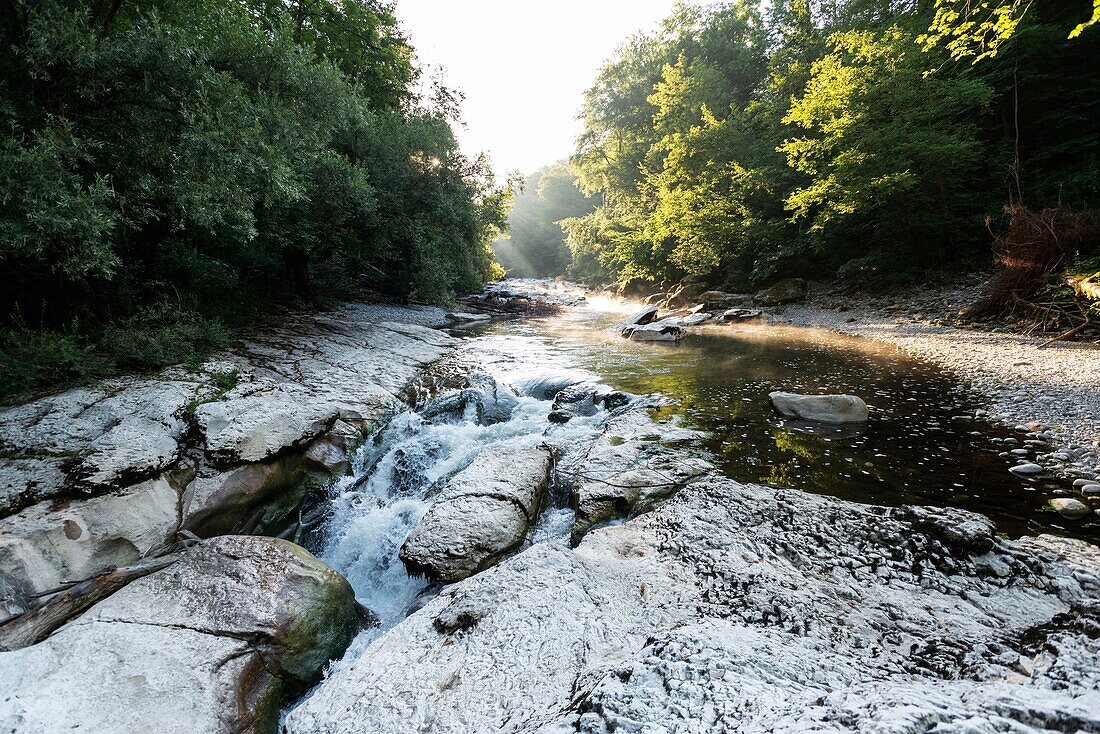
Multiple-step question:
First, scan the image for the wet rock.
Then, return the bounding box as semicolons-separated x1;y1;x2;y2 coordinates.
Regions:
285;474;1100;734
627;322;684;342
420;373;518;426
572;411;712;541
753;278;808;306
180;457;318;538
769;391;869;424
0;535;358;734
513;373;589;401
1010;463;1044;476
400;448;551;583
1050;498;1090;519
0;477;182;622
621;305;658;327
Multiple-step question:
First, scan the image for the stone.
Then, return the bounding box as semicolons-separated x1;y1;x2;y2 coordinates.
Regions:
627;322;684;342
572;411;712;541
769;391;869;424
697;291;753;311
720;307;762;322
180;457;317;538
400;448;551;583
1081;484;1100;496
1010;463;1044;476
419;373;519;426
753;278;808;306
621;305;658;327
680;312;712;326
0;379;197;510
1050;498;1090;519
0;535;359;734
195;388;340;467
0;477;182;622
285;474;1100;734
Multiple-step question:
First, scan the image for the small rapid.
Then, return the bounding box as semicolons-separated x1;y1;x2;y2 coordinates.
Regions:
309;294;645;670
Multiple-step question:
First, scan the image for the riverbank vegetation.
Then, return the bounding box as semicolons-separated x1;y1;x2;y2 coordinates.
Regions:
512;0;1099;296
1;0;509;400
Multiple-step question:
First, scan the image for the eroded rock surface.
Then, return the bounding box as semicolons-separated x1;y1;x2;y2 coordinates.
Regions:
400;448;552;582
285;474;1100;734
572;410;712;541
0;306;456;625
0;535;359;734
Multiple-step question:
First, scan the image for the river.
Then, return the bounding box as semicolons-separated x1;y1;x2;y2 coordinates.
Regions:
304;283;1094;676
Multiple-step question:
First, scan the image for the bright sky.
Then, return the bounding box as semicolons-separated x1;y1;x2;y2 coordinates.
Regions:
394;0;699;178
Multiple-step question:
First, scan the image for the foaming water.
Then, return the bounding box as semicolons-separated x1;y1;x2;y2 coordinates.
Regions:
310;297;641;672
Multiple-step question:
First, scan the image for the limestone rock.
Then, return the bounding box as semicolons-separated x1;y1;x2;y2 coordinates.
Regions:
0;477;181;622
769;391;869;424
285;477;1100;734
0;535;359;734
626;322;684;342
195;388;340;467
753;277;808;305
572;411;712;540
0;378;197;510
400;448;552;582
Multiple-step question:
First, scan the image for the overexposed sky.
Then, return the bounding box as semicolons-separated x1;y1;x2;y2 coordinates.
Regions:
394;0;698;178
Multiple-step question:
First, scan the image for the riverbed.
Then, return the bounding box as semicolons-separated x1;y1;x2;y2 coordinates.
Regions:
306;286;1095;680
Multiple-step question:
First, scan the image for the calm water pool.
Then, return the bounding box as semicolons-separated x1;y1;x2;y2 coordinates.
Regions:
468;298;1096;541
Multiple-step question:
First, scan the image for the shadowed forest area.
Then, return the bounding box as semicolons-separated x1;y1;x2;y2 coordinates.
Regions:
502;0;1100;297
0;0;509;399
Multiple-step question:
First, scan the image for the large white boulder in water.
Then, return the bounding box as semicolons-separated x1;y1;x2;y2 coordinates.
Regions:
770;390;869;424
400;448;551;583
0;535;359;734
284;474;1100;734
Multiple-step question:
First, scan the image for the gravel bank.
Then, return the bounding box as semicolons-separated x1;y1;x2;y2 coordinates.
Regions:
774;286;1100;487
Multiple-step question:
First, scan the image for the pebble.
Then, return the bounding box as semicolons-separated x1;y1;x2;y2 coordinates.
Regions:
1049;498;1090;519
1081;484;1100;496
1009;463;1043;476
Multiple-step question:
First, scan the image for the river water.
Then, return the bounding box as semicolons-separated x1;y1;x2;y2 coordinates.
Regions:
306;285;1095;676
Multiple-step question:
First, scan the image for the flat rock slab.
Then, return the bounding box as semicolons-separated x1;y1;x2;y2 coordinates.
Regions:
770;390;869;424
400;448;551;583
573;411;712;540
0;535;358;734
285;476;1100;734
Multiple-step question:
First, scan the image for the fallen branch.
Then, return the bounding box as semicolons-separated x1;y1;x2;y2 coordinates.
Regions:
0;554;180;651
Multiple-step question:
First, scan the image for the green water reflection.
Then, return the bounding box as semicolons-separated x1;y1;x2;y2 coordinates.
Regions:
477;308;1096;542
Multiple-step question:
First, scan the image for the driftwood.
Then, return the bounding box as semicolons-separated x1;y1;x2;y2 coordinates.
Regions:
0;554;181;651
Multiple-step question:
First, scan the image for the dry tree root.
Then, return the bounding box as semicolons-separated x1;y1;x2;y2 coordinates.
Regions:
960;205;1098;343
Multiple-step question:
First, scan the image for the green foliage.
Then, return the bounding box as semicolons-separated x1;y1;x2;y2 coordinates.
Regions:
492;163;595;278
565;0;1100;289
1;0;508;399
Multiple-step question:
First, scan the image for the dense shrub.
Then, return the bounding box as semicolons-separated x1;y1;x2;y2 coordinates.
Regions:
0;0;509;401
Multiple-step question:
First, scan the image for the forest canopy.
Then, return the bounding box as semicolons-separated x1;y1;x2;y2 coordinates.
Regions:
550;0;1100;291
0;0;510;399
